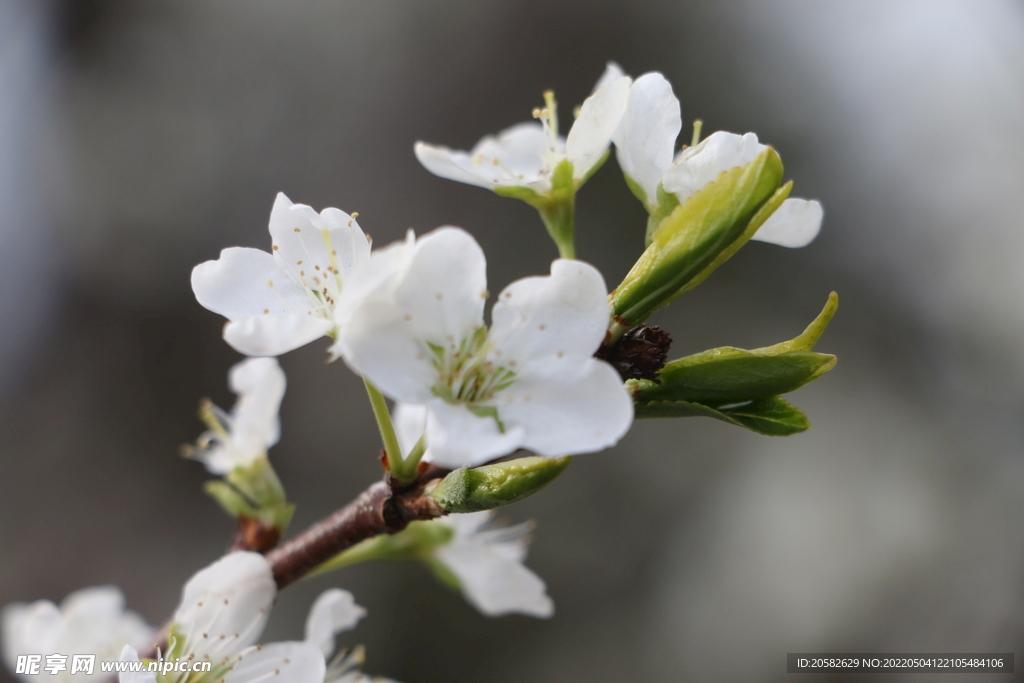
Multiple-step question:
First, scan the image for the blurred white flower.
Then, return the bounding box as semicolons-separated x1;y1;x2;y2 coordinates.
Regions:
192;193;370;356
189;357;285;475
334;227;633;468
435;511;553;618
304;589;366;660
2;586;154;682
414;64;630;194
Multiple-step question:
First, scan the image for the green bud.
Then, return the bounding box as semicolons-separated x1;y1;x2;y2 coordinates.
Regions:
204;456;294;531
428;455;571;513
610;148;786;327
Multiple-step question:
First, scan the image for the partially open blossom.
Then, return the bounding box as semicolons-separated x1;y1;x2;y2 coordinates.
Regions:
334;227;633;468
607;62;822;249
434;511;553;618
192;193;370;356
414;64;630;195
189;357;285;475
3;586;154;682
662;131;822;247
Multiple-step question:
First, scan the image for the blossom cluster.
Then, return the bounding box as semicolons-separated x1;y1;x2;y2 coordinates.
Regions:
4;62;834;682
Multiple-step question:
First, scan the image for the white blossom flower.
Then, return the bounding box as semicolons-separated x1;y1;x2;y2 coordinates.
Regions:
606;63;822;248
189;357;285;475
334;227;633;468
414;64;630;195
192;192;370;357
2;586;154;682
660;131;822;248
435;511;553;618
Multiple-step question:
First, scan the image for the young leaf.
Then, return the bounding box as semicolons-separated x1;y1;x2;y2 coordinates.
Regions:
634;396;810;436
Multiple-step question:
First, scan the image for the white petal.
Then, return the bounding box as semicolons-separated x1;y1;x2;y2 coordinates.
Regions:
60;586;153;655
338;228;486;404
172;552;275;660
470;122;554;182
424;399;526;468
414;142;503;190
489;259;610;366
592;61;627;93
499;356;633;457
223;641;326;683
268;193;369;294
118;645;157;683
565;75;631;180
304;589;366;658
393;403;428;457
612;72;682;207
1;601;60;660
192;247;313;321
751;198;823;248
415;123;553;190
436;513;553;618
662;131;765;204
228;357;286;456
223;314;335;357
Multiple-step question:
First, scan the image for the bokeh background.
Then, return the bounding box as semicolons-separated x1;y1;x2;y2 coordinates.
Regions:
2;0;1024;681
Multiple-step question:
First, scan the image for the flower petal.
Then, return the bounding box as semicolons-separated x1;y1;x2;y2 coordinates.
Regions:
436;512;553;618
118;645;157;683
172;552;275;660
498;356;633;457
592;61;627;93
2;601;60;665
393;402;428;457
414;142;503;190
415;123;553;191
489;259;610;366
226;357;286;459
425;399;526;468
223;641;326;683
223;314;335;357
304;589;366;658
662;131;764;204
565;74;631;180
192;247;312;320
751;197;823;248
613;72;682;207
268;193;369;293
338;228;486;404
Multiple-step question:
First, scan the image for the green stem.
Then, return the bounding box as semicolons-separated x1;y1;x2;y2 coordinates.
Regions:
362;377;410;482
539;198;576;259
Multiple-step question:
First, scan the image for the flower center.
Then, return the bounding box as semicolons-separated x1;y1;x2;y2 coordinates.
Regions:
428;327;516;418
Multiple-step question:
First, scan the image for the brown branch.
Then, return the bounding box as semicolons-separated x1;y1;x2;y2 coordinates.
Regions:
266;466;447;590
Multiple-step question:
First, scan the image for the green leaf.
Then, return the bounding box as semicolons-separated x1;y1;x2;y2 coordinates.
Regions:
428;456;571;513
204;480;258;518
610;147;785;327
635;396;810;436
634;350;836;403
755;291;838;354
631;293;837;409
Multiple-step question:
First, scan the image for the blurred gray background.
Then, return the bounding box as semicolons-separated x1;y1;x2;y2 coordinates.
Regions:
2;0;1024;681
